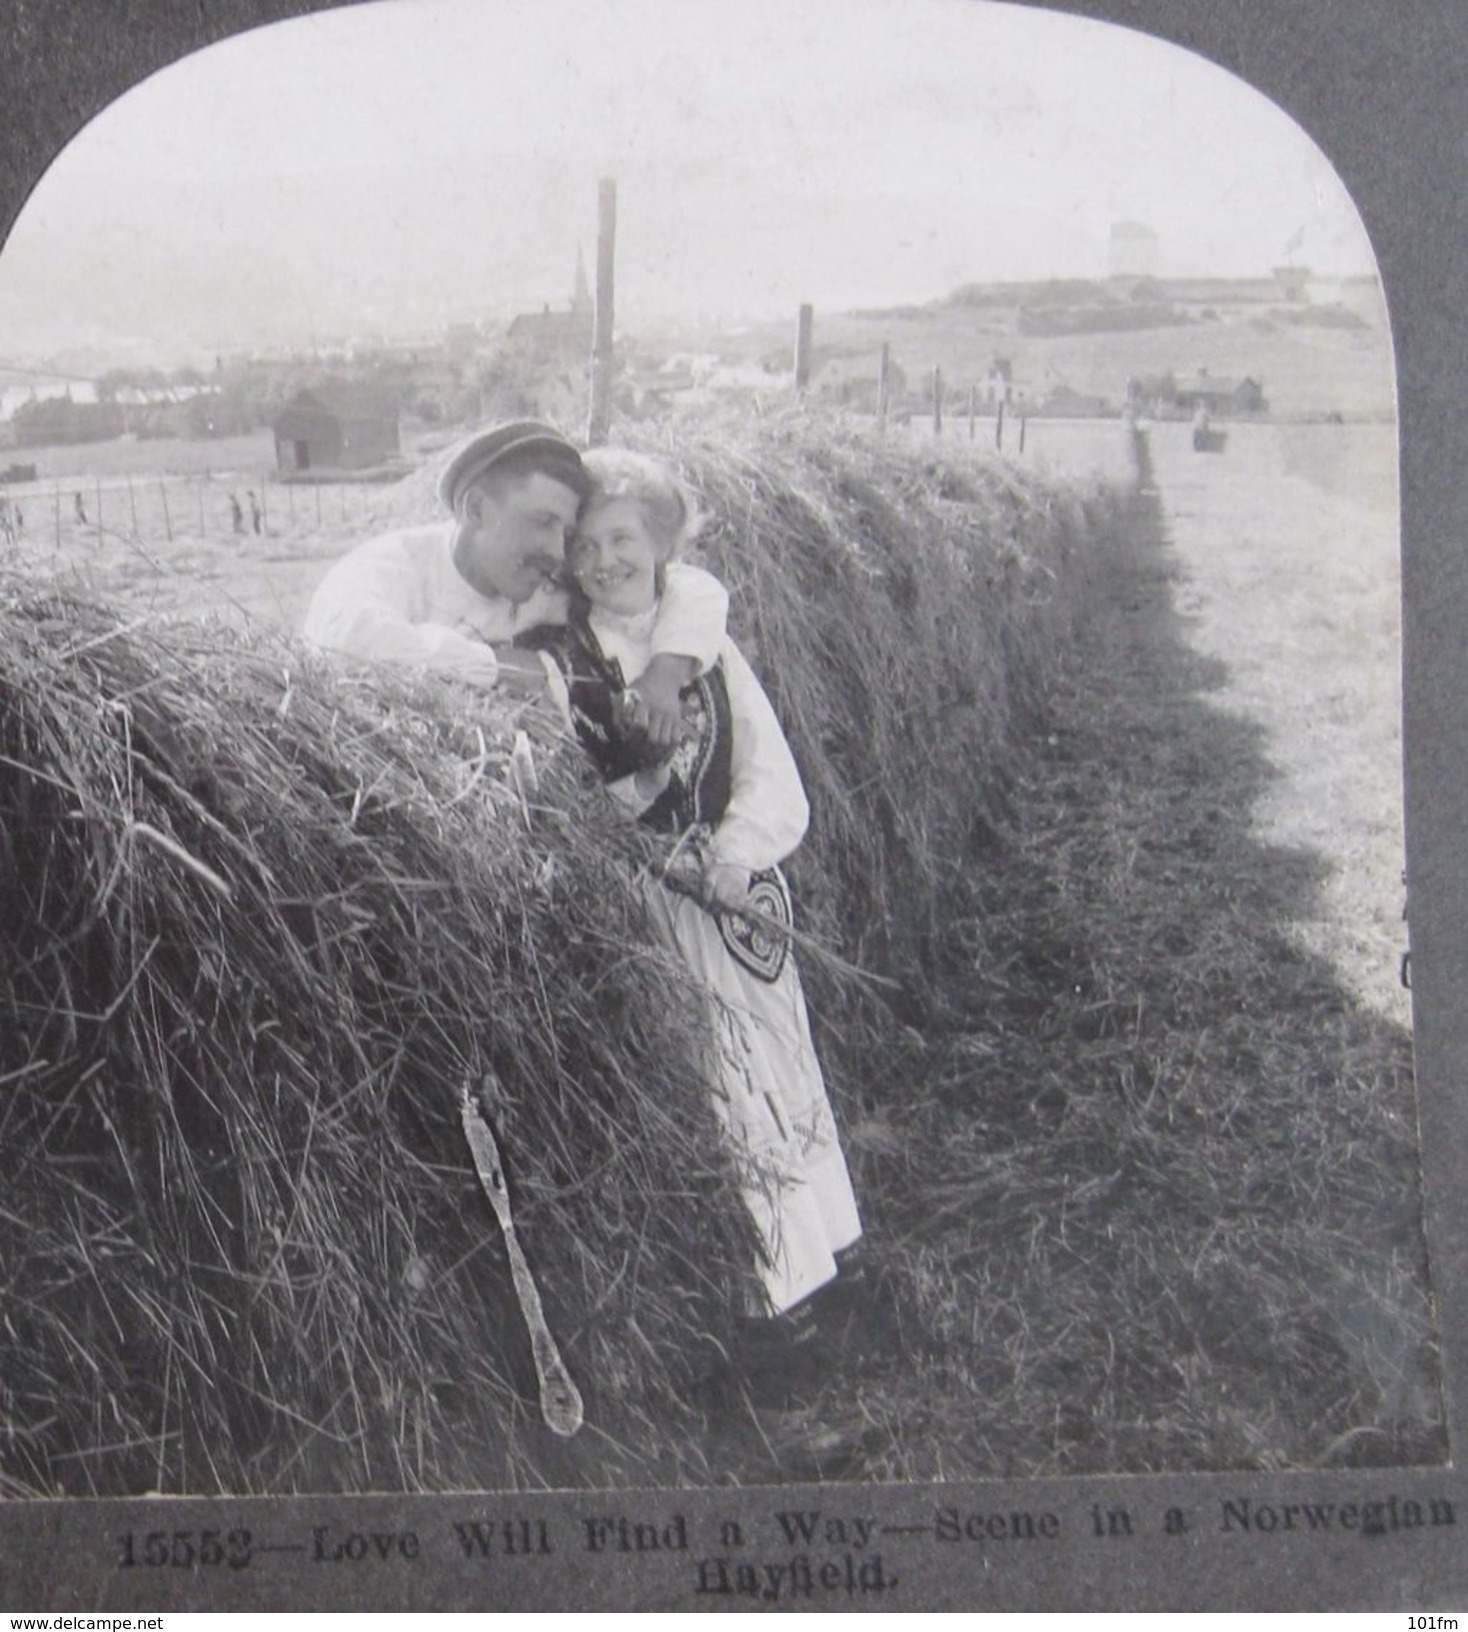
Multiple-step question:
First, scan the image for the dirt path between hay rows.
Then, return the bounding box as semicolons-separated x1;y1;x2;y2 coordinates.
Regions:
1138;420;1407;1027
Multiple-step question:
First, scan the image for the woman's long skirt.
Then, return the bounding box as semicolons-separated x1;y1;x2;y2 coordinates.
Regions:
649;869;862;1316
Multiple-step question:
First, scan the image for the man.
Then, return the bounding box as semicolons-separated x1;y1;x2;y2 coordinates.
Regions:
303;421;727;744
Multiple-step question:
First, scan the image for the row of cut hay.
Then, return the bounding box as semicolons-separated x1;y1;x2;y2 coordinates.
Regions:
631;407;1128;998
0;588;758;1496
0;407;1128;1494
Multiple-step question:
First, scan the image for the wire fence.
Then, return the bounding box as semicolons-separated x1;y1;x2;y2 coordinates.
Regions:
0;463;398;557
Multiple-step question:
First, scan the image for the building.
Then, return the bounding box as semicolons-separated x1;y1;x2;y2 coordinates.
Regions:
272;383;400;474
1108;221;1160;280
1125;369;1267;417
983;355;1016;408
1170;370;1268;416
504;251;595;368
505;306;593;365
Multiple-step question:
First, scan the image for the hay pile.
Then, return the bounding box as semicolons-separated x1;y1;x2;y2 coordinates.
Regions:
0;408;1123;1494
657;410;1118;1010
0;594;755;1495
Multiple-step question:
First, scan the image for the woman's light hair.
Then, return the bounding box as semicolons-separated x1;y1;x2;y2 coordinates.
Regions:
580;449;705;560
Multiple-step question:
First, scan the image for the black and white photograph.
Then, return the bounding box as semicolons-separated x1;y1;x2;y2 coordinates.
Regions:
0;0;1464;1613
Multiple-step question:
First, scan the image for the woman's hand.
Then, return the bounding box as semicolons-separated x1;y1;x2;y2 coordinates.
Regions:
701;861;752;911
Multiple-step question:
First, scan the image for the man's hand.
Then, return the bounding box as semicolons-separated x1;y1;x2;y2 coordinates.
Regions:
661;848;704;893
626;654;696;749
493;645;549;694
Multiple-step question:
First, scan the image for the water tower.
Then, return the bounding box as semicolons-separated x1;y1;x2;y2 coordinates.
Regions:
1108;221;1159;280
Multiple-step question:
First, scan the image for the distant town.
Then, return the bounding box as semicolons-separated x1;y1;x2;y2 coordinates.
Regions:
0;249;1390;483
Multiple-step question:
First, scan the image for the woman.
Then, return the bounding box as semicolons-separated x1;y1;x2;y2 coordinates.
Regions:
522;449;862;1324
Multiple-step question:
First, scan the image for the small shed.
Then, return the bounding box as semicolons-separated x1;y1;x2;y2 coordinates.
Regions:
272;385;400;474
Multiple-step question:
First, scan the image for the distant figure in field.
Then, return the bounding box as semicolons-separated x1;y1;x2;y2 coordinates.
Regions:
248;491;263;535
229;492;245;535
302;421;728;735
73;492;87;526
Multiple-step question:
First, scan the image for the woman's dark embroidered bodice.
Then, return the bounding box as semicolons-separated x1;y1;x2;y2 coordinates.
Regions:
517;619;735;836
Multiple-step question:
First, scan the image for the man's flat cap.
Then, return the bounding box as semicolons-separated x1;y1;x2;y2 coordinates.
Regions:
437;421;588;511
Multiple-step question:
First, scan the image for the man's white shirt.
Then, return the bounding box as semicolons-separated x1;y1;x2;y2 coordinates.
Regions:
303;522;728;685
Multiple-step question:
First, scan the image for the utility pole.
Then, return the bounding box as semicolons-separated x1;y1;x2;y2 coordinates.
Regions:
586;177;617;447
793;303;814;392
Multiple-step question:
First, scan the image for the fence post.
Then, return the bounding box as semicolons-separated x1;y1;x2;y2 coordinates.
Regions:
127;476;139;537
968;385;977;440
586;175;618;448
1019;415;1027;454
995;399;1005;451
793;303;814;393
877;343;891;430
931;365;943;435
159;481;173;542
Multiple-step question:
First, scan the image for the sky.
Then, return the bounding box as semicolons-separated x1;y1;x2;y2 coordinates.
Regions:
0;0;1378;366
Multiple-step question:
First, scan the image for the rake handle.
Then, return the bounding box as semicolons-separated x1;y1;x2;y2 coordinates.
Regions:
460;1084;584;1438
660;870;903;991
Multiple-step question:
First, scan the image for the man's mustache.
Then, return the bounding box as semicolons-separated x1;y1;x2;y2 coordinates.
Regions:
521;552;567;585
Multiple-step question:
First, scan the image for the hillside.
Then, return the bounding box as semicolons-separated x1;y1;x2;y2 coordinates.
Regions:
685;276;1393;420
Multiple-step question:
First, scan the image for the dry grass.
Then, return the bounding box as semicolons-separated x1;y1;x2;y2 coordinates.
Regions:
0;589;760;1496
637;407;1109;994
0;407;1440;1493
718;434;1440;1483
